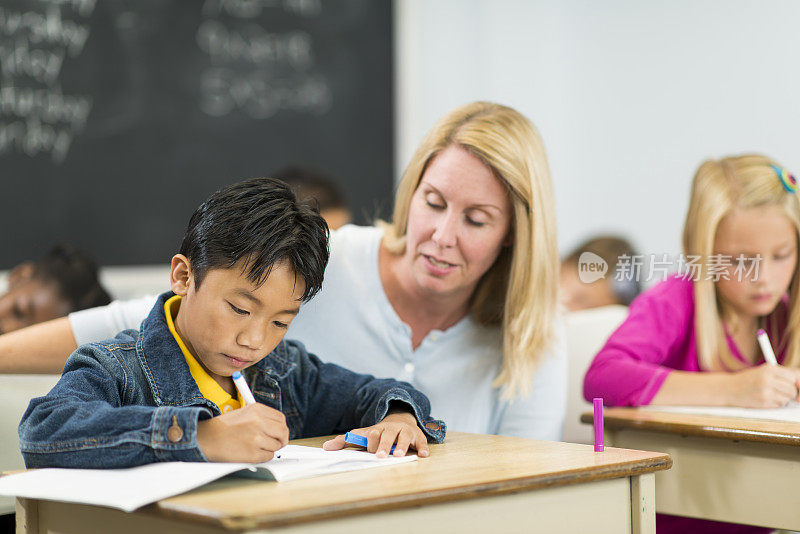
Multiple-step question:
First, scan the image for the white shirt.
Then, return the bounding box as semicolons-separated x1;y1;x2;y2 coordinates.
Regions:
71;294;155;345
70;225;567;440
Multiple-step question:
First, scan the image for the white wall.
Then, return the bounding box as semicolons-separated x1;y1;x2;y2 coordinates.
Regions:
0;266;169;302
395;0;800;261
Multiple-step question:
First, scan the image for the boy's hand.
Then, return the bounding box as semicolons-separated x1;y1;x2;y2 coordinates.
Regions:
197;403;289;463
322;411;430;458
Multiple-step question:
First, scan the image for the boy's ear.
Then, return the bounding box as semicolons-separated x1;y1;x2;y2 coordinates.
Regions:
8;262;35;288
170;255;193;296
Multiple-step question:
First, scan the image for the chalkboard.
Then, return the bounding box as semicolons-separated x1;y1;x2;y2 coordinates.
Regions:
0;0;393;268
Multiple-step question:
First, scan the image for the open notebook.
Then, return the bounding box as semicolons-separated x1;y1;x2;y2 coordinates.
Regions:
641;401;800;423
0;445;417;512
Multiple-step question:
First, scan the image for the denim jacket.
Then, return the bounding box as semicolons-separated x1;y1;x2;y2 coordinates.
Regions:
19;292;446;468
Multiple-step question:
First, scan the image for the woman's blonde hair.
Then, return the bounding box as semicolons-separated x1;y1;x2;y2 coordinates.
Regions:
382;101;559;399
683;154;800;370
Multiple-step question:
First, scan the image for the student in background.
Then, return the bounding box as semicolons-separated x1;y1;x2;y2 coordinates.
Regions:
584;154;800;534
273;166;352;230
2;102;567;442
0;244;110;335
559;235;641;311
19;177;443;468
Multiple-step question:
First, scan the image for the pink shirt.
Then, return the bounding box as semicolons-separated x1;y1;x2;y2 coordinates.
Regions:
583;275;786;534
584;275;787;406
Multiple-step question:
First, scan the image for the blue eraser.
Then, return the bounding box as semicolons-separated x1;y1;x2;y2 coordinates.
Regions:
344;431;367;447
344;431;396;453
232;371;242;379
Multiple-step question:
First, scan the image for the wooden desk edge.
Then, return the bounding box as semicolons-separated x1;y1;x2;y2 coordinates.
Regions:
146;455;671;531
581;410;800;446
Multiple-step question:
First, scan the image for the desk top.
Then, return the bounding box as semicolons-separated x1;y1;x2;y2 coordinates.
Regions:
146;431;670;531
582;407;800;446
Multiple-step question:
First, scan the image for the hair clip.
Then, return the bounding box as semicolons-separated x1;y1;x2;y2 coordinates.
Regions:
771;164;798;193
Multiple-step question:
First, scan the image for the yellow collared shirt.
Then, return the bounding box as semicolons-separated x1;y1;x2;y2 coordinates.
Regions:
164;295;244;413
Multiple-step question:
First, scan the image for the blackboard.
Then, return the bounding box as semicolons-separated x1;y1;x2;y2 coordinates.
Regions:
0;0;393;268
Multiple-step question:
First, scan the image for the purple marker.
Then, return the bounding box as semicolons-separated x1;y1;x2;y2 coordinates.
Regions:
593;398;604;452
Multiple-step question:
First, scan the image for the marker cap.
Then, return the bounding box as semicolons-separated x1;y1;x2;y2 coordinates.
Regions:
593;398;604;452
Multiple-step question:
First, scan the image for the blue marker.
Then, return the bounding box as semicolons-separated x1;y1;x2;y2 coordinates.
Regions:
344;431;396;454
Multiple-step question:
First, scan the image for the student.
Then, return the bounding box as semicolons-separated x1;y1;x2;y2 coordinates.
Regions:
273;166;352;230
18;178;444;468
0;244;111;335
5;102;565;441
559;235;641;311
584;154;800;534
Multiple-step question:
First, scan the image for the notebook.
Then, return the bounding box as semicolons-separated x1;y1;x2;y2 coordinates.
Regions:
0;445;417;512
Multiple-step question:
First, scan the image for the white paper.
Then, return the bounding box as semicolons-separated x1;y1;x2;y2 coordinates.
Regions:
0;445;417;512
264;444;417;481
640;401;800;423
0;461;246;512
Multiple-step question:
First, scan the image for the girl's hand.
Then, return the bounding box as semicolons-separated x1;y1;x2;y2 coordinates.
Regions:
322;411;430;458
726;364;800;408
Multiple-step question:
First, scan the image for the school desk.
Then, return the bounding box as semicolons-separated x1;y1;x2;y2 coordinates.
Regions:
13;431;670;534
581;407;800;530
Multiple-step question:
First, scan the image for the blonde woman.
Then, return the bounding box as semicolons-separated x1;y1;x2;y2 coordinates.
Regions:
294;101;565;440
2;102;566;440
584;154;800;534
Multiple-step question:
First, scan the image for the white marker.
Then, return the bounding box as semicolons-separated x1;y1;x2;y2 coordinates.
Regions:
232;371;256;405
757;329;779;366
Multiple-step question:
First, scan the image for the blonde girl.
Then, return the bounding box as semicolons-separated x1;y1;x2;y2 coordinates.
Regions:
584;154;800;534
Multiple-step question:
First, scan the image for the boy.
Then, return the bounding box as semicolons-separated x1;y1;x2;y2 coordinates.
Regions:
273;166;352;230
19;178;444;468
560;235;641;312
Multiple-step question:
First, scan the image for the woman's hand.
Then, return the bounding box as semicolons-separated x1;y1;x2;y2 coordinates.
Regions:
725;364;800;408
322;411;430;458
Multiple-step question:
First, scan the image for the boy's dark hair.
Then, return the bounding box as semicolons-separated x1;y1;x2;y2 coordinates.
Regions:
564;235;641;305
180;177;329;301
272;166;348;212
563;235;638;268
33;244;112;312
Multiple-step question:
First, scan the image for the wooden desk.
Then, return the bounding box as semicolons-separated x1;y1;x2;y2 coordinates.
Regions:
582;407;800;530
15;432;670;534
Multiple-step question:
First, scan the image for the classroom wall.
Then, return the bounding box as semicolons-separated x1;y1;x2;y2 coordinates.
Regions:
3;1;799;292
0;266;170;302
395;0;800;267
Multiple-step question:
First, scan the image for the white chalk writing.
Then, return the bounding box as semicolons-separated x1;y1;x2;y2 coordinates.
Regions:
202;0;321;19
0;1;94;163
196;0;330;119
